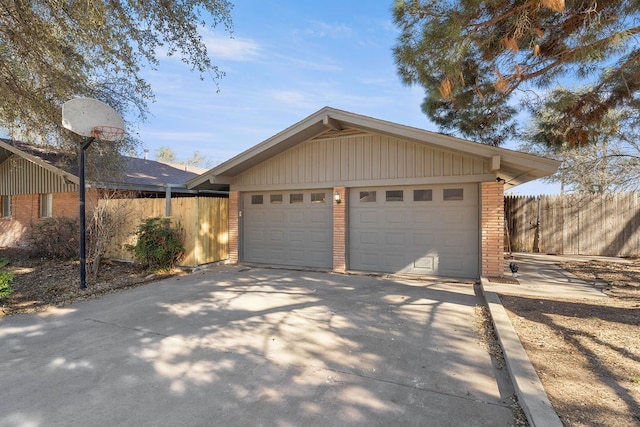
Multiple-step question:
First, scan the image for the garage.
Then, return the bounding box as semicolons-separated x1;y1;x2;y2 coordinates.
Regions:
349;184;478;278
188;107;560;279
242;190;333;268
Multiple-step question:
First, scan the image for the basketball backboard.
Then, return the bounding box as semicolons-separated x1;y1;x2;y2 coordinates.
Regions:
62;98;125;141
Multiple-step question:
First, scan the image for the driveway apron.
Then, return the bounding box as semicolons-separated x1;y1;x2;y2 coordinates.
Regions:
1;267;516;426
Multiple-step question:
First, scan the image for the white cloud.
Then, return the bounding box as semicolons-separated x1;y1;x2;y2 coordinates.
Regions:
302;21;354;39
202;33;262;62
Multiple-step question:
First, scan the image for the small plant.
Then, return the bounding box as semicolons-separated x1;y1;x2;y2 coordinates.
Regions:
125;217;184;271
0;257;13;300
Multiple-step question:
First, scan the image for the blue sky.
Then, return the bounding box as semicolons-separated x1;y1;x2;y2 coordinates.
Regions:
136;1;560;195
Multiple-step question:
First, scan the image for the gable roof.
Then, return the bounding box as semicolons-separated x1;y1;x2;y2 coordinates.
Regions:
0;139;203;192
188;106;559;190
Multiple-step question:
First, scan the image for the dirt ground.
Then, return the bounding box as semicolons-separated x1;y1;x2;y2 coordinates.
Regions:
501;259;640;427
1;248;639;426
0;248;179;317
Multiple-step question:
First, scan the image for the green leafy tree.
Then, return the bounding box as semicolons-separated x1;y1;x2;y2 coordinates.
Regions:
393;0;640;146
0;1;233;149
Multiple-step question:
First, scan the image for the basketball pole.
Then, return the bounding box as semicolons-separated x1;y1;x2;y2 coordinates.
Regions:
79;136;95;290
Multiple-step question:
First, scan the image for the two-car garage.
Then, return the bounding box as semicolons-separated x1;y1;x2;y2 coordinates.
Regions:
241;184;478;278
188;107;559;281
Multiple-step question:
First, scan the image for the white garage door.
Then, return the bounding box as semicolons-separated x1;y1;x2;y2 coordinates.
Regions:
242;190;333;268
349;184;478;278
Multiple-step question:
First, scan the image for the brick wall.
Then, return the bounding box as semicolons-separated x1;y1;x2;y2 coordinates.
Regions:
332;187;346;272
480;181;505;277
0;190;98;247
228;191;239;264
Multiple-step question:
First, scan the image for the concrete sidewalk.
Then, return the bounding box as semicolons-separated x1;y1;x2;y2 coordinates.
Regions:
483;252;607;300
481;252;610;427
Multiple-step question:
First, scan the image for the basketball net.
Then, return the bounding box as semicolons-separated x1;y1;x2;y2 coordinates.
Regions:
91;125;125;142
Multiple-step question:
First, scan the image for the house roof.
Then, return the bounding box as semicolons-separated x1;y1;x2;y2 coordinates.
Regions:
188;106;560;190
0;139;204;192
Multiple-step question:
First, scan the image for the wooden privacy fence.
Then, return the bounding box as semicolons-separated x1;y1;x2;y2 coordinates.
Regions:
98;196;229;267
505;193;640;257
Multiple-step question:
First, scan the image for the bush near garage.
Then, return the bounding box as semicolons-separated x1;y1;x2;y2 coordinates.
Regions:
125;217;184;271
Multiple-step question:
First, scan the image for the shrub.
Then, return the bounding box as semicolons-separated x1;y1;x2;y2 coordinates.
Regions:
0;257;13;300
26;217;79;259
125;217;184;271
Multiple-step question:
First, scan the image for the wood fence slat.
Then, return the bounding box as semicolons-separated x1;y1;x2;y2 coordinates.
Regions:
99;196;229;267
505;192;640;257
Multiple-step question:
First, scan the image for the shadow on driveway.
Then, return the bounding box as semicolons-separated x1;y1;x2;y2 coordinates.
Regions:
1;267;517;426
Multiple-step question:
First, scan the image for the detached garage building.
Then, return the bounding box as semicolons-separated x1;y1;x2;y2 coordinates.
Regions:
190;107;558;279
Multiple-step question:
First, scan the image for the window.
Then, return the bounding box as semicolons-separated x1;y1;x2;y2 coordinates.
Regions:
289;193;303;204
40;193;52;218
386;190;403;202
251;195;263;205
0;195;11;218
413;189;432;202
359;191;376;202
443;188;464;201
270;194;283;204
311;192;326;203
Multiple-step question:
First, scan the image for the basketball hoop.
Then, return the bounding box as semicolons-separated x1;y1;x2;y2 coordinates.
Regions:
91;125;125;142
61;97;126;290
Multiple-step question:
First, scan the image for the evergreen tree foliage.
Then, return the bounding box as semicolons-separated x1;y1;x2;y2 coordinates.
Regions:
393;0;640;146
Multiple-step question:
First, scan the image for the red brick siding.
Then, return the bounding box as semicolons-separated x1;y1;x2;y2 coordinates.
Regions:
480;182;504;277
332;187;347;272
0;190;99;247
228;191;239;264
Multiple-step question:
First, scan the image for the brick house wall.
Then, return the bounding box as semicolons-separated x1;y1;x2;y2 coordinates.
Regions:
480;181;505;277
0;190;98;247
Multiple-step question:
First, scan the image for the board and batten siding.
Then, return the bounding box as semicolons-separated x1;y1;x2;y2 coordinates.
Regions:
0;156;77;195
233;132;490;189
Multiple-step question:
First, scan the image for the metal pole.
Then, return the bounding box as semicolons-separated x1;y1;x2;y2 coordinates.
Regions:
79;137;94;289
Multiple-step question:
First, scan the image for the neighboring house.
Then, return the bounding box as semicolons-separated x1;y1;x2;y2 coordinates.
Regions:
189;107;560;279
0;139;211;247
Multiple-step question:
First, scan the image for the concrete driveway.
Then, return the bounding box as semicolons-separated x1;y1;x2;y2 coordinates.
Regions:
1;267;517;426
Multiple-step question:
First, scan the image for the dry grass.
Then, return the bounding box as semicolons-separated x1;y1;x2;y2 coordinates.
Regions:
502;260;640;427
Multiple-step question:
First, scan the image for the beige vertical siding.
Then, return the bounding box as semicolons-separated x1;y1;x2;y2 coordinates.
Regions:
0;156;77;195
234;131;488;187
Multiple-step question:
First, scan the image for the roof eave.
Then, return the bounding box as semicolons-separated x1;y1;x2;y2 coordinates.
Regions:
0;140;80;185
189;106;560;188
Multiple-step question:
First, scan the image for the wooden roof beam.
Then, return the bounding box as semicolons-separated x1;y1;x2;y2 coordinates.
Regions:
323;115;342;131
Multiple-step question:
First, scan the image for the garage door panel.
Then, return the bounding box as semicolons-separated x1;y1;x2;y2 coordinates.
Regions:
350;184;478;278
385;232;406;246
413;256;435;270
269;230;284;243
290;230;304;243
310;211;329;225
357;232;378;245
358;211;378;224
269;211;285;224
413;233;435;247
384;210;407;224
243;191;333;269
287;212;304;224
